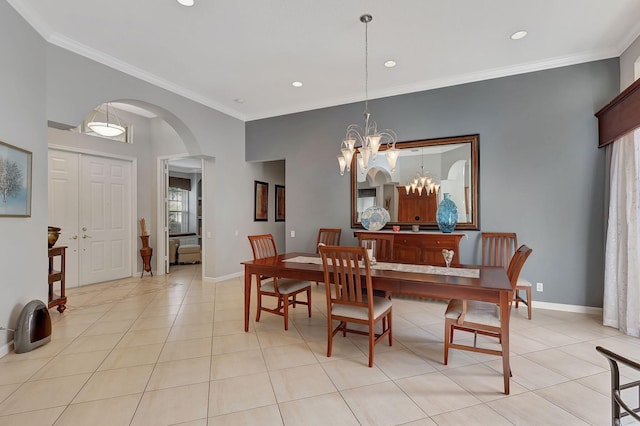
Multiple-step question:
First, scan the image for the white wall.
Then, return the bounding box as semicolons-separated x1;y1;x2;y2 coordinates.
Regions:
620;34;640;90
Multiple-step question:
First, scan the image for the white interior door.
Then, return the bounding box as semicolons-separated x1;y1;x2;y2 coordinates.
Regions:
48;149;132;286
48;150;80;287
79;155;132;285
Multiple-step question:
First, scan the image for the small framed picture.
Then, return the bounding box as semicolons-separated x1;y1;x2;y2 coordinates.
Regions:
254;180;268;221
275;185;285;222
0;141;32;217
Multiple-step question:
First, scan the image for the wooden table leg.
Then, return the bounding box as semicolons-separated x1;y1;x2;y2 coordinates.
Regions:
244;266;252;332
500;290;511;394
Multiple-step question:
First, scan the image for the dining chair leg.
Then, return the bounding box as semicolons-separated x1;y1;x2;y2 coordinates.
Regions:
526;287;532;320
388;312;393;346
283;295;289;331
327;319;334;358
306;288;312;317
368;322;375;367
444;319;452;365
256;289;263;322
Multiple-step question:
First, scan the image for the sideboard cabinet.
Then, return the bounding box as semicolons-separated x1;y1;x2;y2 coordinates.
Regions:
354;231;464;266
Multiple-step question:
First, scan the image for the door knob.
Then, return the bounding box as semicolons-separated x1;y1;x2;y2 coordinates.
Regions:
70;235;78;240
82;227;87;231
82;234;92;239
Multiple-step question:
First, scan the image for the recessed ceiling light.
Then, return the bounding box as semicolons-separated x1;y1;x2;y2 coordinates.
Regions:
292;81;303;88
384;60;397;68
234;98;245;104
177;0;194;6
510;30;528;40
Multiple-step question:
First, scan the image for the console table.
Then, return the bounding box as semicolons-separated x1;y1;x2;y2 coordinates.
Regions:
47;246;67;313
354;231;464;266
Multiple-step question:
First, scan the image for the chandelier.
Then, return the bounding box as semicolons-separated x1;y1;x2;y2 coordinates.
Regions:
404;148;440;196
88;103;126;137
338;14;399;176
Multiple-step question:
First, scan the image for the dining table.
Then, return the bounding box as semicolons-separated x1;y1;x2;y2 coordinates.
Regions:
241;252;514;394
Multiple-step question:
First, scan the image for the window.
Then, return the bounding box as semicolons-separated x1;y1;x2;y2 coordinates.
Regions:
168;187;189;234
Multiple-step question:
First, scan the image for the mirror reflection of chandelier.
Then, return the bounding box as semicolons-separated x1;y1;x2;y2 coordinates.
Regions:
405;148;440;196
338;14;399;176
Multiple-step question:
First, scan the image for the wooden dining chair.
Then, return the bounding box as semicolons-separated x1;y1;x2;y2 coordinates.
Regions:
247;234;311;330
316;228;342;252
356;233;394;262
481;232;533;319
319;245;392;367
444;244;532;392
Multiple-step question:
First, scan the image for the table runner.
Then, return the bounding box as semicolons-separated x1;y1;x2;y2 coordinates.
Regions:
284;256;480;278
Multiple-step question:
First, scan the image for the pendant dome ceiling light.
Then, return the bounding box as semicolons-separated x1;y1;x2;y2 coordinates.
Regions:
88;103;126;137
338;14;399;176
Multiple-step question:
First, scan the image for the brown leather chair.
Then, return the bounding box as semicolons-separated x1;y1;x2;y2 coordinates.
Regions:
319;245;392;367
444;245;532;393
248;234;311;330
481;232;533;319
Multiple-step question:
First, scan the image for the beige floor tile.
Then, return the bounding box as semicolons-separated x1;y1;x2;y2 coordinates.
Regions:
208;404;283;425
262;342;317;370
98;343;163;370
0;358;50;386
534;380;610;425
487;391;590;425
269;364;337;402
73;365;154;403
158;337;212;362
211;332;260;355
0;374;90;415
173;311;214;326
167;323;213;342
396;372;481;416
55;394;141;426
522;348;606;380
255;328;305;348
210;349;266;380
431;403;513;426
0;406;65;426
0;338;72;363
213;320;249;336
374;349;437;379
61;333;123;354
442;363;528;401
146;356;210;390
131;382;209;426
307;335;365;363
0;384;19;404
208;372;275;416
129;314;177;331
116;327;170;348
279;392;359;426
341;381;427;425
30;350;110;380
320;358;390;390
485;355;570;390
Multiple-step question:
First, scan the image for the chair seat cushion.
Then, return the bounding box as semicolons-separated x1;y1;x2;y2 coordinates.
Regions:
332;296;392;321
261;278;310;295
445;299;501;327
516;277;532;288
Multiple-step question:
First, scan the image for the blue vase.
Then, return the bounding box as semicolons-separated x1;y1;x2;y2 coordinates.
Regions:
436;193;458;233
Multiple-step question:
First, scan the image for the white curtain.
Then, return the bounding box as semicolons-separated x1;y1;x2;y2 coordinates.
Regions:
603;129;640;336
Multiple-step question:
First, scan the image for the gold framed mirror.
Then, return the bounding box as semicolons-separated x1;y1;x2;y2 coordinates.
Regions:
351;134;479;230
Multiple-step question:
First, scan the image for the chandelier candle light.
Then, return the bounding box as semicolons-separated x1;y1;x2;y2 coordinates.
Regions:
405;147;440;196
338;14;399;176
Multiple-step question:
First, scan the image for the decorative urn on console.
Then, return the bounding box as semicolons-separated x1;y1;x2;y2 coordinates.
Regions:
48;226;61;248
436;193;458;233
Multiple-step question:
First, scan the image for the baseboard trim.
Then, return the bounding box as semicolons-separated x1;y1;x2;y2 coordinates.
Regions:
208;271;243;283
534;301;602;315
0;340;14;358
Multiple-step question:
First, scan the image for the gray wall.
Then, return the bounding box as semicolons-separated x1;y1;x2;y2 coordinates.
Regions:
246;59;620;308
620;35;640;90
0;1;47;349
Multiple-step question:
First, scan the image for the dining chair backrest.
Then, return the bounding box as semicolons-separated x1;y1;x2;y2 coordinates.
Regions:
316;228;342;253
482;232;518;269
507;245;532;291
248;234;278;260
320;245;373;311
356;233;394;262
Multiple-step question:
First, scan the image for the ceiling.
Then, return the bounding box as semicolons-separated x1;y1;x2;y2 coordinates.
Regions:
8;1;640;122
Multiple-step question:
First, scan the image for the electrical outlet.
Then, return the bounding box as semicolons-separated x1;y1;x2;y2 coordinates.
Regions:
290;230;295;238
536;282;543;292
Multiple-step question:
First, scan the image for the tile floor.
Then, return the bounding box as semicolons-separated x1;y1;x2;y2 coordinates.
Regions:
1;264;639;425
